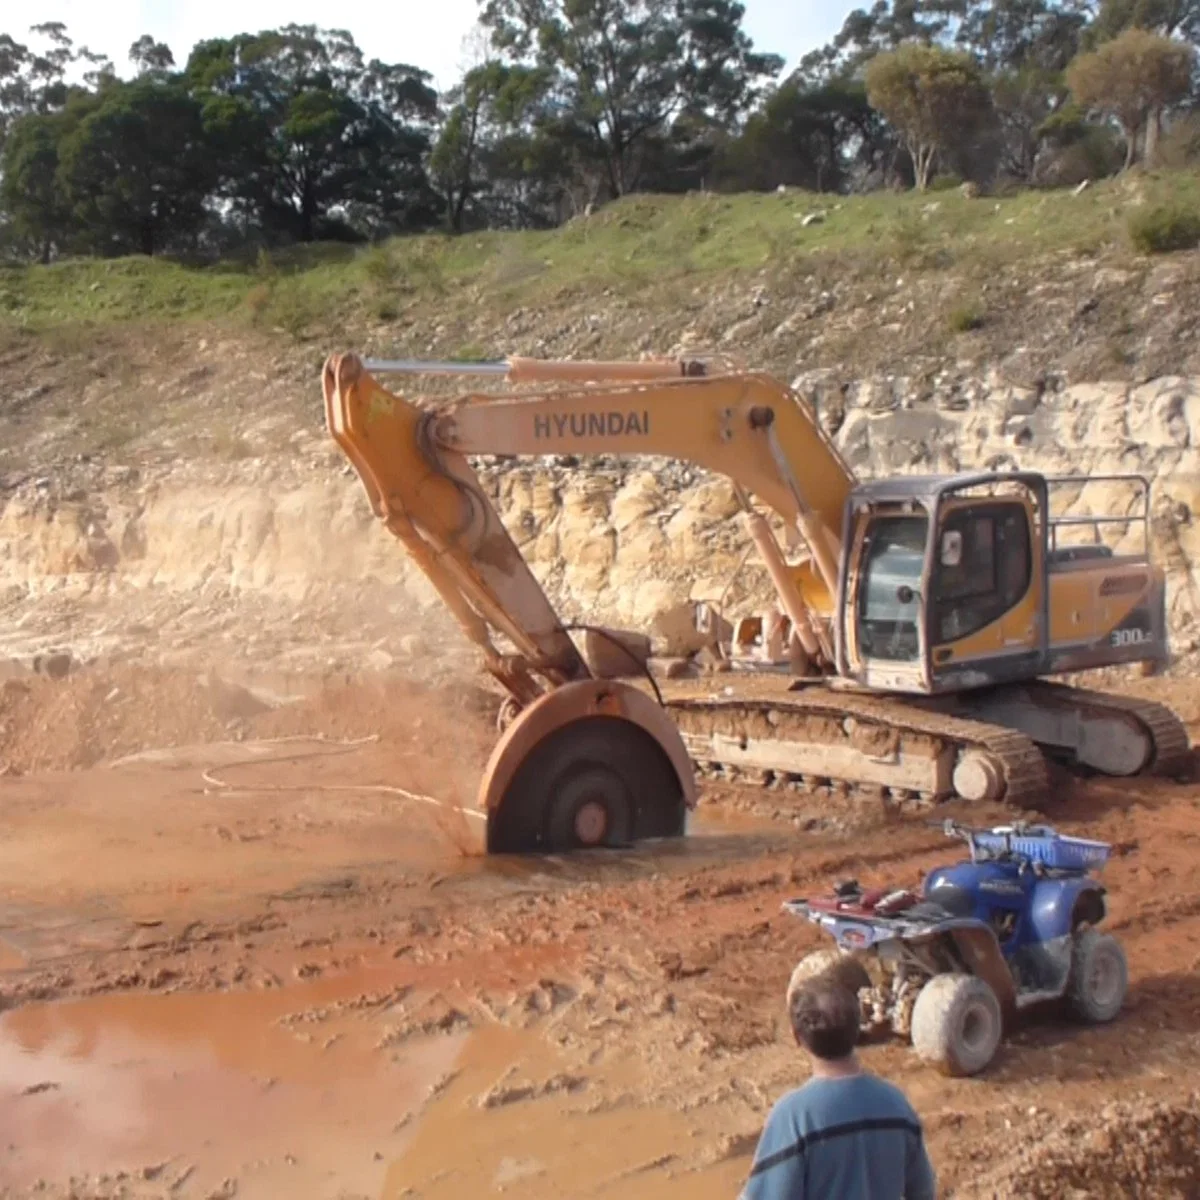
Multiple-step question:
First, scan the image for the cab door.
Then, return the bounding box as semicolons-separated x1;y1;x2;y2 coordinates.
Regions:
929;499;1044;686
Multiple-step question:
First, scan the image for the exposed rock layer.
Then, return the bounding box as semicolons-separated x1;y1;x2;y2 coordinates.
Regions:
4;370;1200;669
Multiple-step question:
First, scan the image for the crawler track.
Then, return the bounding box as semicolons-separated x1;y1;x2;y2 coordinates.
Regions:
1023;680;1195;778
662;685;1051;809
644;674;1193;813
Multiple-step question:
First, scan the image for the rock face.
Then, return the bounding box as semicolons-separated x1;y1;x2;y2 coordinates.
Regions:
4;369;1200;669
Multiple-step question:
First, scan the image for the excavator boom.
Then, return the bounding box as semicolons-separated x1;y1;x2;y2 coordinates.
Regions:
324;351;855;684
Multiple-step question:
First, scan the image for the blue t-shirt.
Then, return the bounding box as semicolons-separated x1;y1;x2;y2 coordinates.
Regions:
740;1073;937;1200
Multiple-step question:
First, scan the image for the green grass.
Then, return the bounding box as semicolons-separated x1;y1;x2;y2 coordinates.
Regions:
1127;202;1200;253
2;168;1200;337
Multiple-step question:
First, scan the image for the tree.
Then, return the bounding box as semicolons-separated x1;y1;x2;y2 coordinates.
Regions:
431;60;556;231
865;42;996;189
57;75;217;256
826;0;952;75
722;77;884;192
949;0;1089;73
1066;27;1195;167
1087;0;1200;44
0;115;62;259
1;23;111;152
129;36;175;76
0;95;94;261
186;24;439;243
478;0;782;201
991;64;1072;180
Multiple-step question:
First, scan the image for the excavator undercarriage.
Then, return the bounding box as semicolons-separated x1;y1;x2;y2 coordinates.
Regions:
661;676;1191;810
322;350;1195;854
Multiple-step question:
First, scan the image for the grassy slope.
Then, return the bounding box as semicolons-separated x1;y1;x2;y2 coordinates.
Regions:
2;169;1199;478
2;169;1198;341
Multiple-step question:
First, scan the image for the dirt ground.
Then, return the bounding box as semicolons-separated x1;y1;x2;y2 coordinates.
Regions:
1;664;1200;1199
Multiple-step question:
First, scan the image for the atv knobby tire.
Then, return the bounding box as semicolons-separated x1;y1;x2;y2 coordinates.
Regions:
1066;929;1128;1024
911;973;1002;1077
785;948;871;1013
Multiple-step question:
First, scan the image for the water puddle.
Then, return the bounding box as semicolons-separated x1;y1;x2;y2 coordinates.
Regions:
0;967;463;1197
0;963;751;1199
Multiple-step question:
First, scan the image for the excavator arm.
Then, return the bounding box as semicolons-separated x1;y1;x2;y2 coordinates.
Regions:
322;349;860;855
322;352;857;686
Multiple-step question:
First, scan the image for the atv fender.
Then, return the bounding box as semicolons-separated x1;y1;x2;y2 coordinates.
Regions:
941;925;1018;1025
1028;879;1107;942
1008;883;1108;999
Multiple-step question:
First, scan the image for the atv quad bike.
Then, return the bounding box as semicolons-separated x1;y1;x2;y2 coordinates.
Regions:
782;820;1128;1077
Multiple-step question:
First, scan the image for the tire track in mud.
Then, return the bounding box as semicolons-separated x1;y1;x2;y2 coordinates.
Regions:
2;672;1200;1195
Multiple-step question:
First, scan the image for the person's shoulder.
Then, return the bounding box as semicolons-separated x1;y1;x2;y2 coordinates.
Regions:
761;1079;830;1130
857;1074;923;1122
771;1073;920;1125
766;1082;811;1118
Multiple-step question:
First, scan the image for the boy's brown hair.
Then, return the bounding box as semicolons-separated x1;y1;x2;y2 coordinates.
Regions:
789;977;861;1060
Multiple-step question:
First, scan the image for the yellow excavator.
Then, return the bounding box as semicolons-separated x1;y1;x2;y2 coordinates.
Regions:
322;351;1192;854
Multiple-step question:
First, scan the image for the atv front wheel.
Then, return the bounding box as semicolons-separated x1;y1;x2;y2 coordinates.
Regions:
785;949;871;1012
910;973;1002;1077
1066;929;1128;1023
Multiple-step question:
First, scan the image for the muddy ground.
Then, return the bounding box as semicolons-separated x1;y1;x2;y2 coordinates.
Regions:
1;663;1199;1199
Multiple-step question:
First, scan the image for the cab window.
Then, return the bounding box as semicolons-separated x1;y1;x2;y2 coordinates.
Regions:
856;514;927;662
933;504;1031;643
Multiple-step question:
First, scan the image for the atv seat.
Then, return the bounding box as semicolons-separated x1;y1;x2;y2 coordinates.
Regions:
806;887;924;919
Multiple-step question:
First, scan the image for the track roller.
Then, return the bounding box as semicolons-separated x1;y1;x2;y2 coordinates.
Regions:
952;751;1005;803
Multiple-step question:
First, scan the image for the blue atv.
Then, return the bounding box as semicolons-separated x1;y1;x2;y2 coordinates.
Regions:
782;820;1128;1077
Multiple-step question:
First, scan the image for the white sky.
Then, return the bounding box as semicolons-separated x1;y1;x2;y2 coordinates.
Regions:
14;1;852;91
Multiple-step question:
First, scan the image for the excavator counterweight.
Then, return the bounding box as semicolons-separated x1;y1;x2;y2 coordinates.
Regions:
323;351;1193;855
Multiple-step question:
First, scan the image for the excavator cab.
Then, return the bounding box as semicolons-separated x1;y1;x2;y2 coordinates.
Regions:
837;471;1166;695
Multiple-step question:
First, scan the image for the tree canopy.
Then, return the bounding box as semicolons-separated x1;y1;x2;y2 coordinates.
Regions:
865;43;995;189
0;2;1198;260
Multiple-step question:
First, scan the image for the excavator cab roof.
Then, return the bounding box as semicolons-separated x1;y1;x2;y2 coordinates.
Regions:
850;470;1052;508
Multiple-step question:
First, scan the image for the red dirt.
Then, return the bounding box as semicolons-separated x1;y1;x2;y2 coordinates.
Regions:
1;664;1199;1198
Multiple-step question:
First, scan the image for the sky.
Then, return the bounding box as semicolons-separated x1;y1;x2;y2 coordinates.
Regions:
14;0;852;91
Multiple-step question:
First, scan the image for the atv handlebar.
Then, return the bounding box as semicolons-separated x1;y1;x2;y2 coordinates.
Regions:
932;817;988;852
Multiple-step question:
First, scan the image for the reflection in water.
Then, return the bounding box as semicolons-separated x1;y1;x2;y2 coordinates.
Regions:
0;978;468;1198
0;972;753;1200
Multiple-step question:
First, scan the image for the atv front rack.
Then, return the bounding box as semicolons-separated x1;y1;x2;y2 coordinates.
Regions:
950;822;1111;871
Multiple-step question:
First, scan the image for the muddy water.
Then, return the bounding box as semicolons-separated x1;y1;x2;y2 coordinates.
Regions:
0;967;462;1197
0;742;785;1197
0;963;752;1199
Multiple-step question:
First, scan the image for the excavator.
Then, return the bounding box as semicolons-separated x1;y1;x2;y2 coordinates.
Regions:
322;350;1193;854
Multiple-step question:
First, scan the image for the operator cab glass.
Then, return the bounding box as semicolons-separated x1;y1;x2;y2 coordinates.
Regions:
857;514;927;662
931;503;1032;645
856;501;1034;667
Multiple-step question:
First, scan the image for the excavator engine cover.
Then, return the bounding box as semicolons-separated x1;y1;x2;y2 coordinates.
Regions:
480;680;698;854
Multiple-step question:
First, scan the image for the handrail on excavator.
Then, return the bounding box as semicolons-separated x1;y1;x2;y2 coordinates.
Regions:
360;354;717;383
